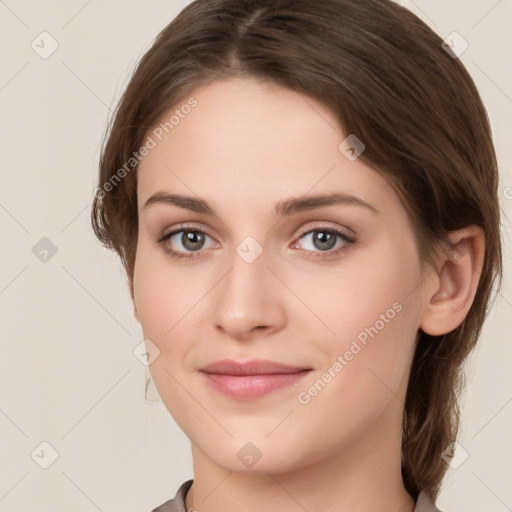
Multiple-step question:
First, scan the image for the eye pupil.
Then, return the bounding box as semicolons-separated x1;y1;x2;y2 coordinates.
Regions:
182;231;205;251
313;231;337;251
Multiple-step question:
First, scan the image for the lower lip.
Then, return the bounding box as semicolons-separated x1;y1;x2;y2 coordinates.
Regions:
201;371;312;400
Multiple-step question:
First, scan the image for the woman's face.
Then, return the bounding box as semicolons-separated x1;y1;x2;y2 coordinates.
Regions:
133;77;432;474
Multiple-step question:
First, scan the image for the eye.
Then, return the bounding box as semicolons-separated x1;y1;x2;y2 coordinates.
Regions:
158;228;217;258
158;225;355;260
293;228;354;256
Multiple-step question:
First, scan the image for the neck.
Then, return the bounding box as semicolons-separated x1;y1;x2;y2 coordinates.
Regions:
185;411;415;512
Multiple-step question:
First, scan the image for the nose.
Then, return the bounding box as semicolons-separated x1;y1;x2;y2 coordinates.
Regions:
212;248;287;341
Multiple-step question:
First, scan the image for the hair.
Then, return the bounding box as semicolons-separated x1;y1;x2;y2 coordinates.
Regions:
91;0;502;500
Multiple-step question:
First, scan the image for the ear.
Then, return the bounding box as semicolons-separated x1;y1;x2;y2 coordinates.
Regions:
129;279;140;323
420;225;485;336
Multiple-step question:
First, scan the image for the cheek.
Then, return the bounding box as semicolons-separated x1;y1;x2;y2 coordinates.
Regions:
133;264;173;339
132;247;202;424
291;288;419;446
294;242;422;408
291;237;422;347
133;239;204;337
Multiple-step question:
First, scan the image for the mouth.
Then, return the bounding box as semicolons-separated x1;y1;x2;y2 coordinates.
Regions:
199;359;313;400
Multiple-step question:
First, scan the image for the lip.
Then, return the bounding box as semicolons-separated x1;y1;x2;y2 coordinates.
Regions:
199;359;312;400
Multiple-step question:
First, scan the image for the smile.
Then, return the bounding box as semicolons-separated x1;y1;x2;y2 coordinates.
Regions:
199;359;313;400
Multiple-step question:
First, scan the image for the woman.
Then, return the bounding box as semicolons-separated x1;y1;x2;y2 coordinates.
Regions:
91;0;503;510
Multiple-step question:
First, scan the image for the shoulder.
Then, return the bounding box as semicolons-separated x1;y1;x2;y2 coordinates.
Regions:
414;490;443;512
150;480;193;512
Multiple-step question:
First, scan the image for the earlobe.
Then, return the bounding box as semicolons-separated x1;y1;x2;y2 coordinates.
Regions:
420;226;485;336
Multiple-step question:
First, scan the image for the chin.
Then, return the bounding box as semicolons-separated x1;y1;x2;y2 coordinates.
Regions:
194;433;310;475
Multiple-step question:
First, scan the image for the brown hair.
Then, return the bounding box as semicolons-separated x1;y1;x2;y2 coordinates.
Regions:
91;0;502;499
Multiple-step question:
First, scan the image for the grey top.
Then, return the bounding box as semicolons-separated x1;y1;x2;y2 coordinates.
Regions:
151;479;442;511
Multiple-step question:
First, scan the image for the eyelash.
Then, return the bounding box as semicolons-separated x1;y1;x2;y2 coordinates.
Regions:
157;224;356;260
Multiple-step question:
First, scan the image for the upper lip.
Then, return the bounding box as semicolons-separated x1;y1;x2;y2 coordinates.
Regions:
199;359;311;376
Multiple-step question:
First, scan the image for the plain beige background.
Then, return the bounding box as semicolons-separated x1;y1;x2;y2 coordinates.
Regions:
0;1;510;511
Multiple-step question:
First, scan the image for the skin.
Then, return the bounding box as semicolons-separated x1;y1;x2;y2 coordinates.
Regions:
131;78;484;512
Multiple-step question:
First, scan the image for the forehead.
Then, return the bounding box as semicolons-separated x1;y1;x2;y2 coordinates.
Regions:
136;78;396;217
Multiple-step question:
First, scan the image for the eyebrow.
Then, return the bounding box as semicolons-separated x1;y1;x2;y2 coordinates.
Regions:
142;191;379;216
